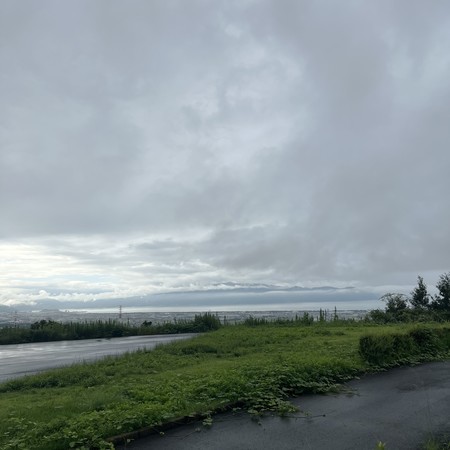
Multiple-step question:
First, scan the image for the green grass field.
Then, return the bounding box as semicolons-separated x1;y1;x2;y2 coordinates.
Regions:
1;321;449;449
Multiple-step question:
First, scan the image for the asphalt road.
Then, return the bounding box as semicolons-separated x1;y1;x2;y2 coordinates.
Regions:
122;361;450;450
0;334;195;382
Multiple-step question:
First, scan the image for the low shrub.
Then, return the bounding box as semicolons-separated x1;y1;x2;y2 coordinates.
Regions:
359;327;450;365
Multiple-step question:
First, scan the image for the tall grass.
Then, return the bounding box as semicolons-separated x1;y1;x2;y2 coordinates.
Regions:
0;312;221;345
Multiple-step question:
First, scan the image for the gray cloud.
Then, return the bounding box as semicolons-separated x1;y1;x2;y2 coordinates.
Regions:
1;0;449;305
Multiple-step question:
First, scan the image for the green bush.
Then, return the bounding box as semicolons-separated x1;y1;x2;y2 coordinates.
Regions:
359;327;450;365
359;333;413;365
409;328;442;355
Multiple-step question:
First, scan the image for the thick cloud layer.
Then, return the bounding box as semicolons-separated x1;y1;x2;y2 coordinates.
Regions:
1;0;449;305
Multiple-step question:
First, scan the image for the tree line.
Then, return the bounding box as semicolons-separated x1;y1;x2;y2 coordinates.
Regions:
367;272;450;323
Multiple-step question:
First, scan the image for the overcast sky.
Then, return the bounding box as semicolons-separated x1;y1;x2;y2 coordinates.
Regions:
1;0;449;307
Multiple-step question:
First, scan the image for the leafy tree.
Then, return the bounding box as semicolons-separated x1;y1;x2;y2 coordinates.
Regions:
381;293;408;320
410;275;429;309
431;272;450;312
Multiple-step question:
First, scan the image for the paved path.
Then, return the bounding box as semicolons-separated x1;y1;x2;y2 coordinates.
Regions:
122;361;450;450
0;334;195;382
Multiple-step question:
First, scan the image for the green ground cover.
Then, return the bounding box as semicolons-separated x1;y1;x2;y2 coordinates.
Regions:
1;321;449;449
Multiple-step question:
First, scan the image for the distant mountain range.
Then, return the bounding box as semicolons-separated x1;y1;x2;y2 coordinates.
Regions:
166;283;355;295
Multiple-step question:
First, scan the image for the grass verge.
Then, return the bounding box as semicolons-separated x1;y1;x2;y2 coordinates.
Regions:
1;322;449;449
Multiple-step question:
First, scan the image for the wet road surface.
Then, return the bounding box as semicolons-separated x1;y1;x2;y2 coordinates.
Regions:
0;334;195;382
122;360;450;450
